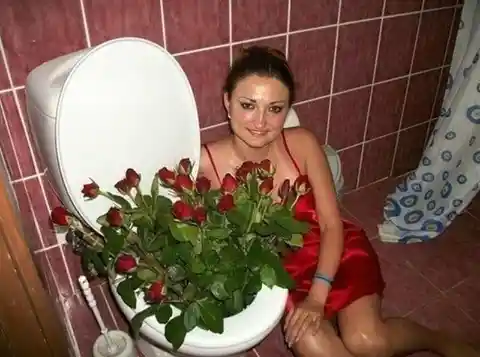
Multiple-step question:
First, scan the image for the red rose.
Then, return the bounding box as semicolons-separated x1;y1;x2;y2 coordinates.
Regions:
258;159;274;177
174;174;194;192
158;168;176;186
195;176;211;194
217;194;235;213
115;178;131;195
221;173;238;193
259;177;274;195
115;254;137;273
193;207;207;225
236;161;257;181
278;179;291;205
51;207;70;226
178;158;193;176
294;175;311;196
106;207;123;227
81;181;99;199
146;281;165;303
125;168;140;187
172;201;194;220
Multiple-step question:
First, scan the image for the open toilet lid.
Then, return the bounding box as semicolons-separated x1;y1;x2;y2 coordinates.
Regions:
56;38;200;233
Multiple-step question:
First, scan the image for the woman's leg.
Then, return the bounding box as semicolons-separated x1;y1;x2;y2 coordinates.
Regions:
291;319;354;357
337;294;480;357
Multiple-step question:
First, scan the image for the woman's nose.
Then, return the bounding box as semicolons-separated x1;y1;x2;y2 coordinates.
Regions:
253;110;267;128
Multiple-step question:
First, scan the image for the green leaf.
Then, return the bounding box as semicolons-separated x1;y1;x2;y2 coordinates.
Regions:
190;258;206;274
117;277;140;309
134;192;145;208
96;214;109;227
165;315;187;351
151;175;159;200
101;227;125;256
155;304;172;323
253;222;275;237
183;303;200;332
272;210;310;234
272;264;295;289
183;283;197;301
225;289;245;315
286;233;304;248
81;249;106;277
207;227;230;240
136;268;157;282
144;235;165;252
106;192;132;210
260;265;276;288
155;212;172;230
196;297;224;334
244;274;262;295
247;239;264;267
131;306;157;338
167;264;187;282
210;275;229;300
169;222;200;243
155;195;173;213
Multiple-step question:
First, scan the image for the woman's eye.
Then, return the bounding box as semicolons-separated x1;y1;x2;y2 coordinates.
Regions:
240;102;254;110
270;106;283;113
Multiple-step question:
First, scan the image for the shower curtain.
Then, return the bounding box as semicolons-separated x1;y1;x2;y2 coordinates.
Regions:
378;0;480;243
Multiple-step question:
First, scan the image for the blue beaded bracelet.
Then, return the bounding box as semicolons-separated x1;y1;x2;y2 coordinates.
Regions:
313;272;334;287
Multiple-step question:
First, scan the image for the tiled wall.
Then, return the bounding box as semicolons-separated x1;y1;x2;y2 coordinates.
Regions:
0;0;461;355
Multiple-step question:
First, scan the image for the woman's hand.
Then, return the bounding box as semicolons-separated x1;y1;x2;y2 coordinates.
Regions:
284;297;324;347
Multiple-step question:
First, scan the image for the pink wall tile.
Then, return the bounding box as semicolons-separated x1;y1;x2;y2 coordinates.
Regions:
375;14;420;82
200;123;231;144
333;20;380;92
424;0;457;9
0;60;9;90
289;28;336;101
289;0;338;31
231;0;288;42
163;0;229;53
359;134;396;186
340;0;383;22
445;9;462;65
232;36;286;60
392;123;429;176
294;98;329;144
0;0;86;86
176;47;230;128
328;87;370;149
339;145;362;191
45;245;75;299
385;0;422;15
83;0;164;46
366;78;408;140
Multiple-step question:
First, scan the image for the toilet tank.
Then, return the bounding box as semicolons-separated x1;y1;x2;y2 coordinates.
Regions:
25;48;91;214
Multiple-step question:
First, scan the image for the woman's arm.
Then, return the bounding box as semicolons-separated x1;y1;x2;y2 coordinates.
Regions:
297;129;344;305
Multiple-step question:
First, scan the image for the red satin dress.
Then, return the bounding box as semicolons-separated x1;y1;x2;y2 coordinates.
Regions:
281;133;385;319
203;135;385;320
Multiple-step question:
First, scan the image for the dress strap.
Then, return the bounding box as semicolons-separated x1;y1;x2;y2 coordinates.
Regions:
203;144;222;184
282;130;301;175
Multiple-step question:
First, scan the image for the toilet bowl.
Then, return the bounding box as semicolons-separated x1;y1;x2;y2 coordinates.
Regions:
25;37;288;357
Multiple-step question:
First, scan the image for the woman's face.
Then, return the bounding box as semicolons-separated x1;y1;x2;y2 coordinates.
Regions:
225;74;290;148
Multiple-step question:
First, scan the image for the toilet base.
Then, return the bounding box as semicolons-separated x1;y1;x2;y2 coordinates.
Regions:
136;335;247;357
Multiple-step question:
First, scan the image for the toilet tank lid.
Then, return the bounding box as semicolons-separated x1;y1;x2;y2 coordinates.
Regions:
26;47;91;118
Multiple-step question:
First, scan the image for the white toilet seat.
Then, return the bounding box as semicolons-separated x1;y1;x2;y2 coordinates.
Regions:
55;38;200;233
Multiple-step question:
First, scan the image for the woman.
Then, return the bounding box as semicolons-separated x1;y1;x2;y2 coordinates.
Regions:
199;46;478;357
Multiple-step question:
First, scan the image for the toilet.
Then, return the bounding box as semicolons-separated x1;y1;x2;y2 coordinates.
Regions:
25;38;344;357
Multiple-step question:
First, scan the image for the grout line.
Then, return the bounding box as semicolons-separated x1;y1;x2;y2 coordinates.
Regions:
0;85;24;94
389;0;426;177
200;121;229;132
285;0;292;60
159;0;168;50
324;0;342;145
173;42;230;57
78;0;92;48
228;0;233;66
34;242;62;254
252;348;261;357
355;0;387;189
424;7;459;148
0;94;24;181
10;170;46;184
100;286;120;330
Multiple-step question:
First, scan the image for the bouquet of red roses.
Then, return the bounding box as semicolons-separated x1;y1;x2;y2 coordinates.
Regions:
51;158;310;350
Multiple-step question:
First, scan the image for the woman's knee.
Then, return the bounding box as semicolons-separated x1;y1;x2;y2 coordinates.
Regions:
342;324;389;357
292;322;340;357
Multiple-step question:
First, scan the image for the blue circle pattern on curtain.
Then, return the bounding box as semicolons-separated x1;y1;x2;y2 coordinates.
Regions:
381;37;480;243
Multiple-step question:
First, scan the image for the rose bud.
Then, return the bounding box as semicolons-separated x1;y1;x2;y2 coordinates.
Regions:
174;174;194;192
158;167;176;186
178;158;193;176
115;178;131;195
81;181;99;199
235;161;257;182
294;175;311;196
125;168;141;187
221;173;238;193
193;206;207;225
172;201;194;221
146;281;165;303
106;207;123;227
195;176;211;194
259;177;274;195
50;207;70;226
115;254;137;273
217;194;235;213
258;159;274;178
278;179;291;204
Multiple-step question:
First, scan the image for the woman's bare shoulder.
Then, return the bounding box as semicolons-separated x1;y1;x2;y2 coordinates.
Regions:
282;127;319;153
199;136;232;177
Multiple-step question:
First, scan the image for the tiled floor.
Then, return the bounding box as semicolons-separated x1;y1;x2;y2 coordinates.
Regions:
247;178;480;357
